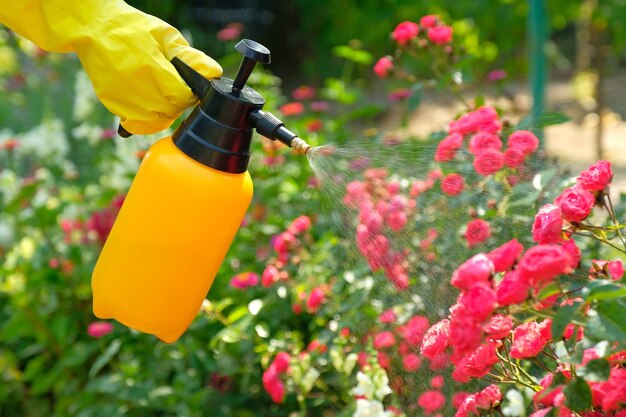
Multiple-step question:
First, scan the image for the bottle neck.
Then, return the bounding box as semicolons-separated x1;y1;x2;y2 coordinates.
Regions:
173;106;252;174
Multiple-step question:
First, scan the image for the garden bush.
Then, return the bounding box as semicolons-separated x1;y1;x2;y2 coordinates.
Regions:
1;11;626;417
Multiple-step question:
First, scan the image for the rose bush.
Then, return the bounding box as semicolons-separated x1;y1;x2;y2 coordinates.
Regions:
1;12;626;417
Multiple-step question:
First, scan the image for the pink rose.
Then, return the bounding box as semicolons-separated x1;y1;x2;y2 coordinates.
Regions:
496;270;530;306
291;85;315;101
577;160;613;191
392;21;419;45
517;244;572;285
464;219;491;247
451;253;494;290
373;56;393;78
87;321;114;338
402;353;421;372
608;260;625;280
454;342;499;380
418;390;446;413
419;15;439;28
483;314;513;340
373;331;396;349
427;25;453;44
262;371;286;403
504;147;525;168
271;352;291;373
261;265;280;287
507;130;539;155
288;215;312;234
459;282;497;321
532;203;563;244
487;239;524;272
420;319;450;359
435;133;463;162
473;149;504;176
510;321;548;358
468;132;502;155
449;313;483;356
561;238;581;269
555;185;595;223
441;173;465;196
306;287;325;313
379;309;397;323
431;375;444;389
475;385;502;410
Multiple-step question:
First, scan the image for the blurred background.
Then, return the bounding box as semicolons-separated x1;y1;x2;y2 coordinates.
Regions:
2;1;626;416
129;0;626;165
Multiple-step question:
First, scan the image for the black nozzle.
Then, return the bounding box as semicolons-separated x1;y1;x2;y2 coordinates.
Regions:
248;109;297;146
232;39;271;92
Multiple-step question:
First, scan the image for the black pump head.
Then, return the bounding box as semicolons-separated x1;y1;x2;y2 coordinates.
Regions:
169;39;310;173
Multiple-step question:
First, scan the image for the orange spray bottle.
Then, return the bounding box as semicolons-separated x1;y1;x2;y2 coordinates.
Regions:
91;40;310;343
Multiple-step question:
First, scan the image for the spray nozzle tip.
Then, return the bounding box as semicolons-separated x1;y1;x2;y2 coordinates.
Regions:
290;137;311;155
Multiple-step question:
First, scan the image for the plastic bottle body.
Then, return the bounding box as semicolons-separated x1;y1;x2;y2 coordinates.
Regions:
91;136;253;343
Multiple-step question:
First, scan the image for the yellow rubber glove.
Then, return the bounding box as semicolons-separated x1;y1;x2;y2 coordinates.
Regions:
0;0;222;134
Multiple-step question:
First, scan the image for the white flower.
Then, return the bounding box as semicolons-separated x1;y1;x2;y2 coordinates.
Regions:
354;399;391;417
352;371;375;399
371;369;392;401
16;119;69;165
72;122;104;145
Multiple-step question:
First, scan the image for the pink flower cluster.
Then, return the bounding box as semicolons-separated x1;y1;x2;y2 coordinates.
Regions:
60;194;125;247
436;106;539;178
417;160;626;415
366;314;455;412
455;385;502;417
262;352;290;403
265;215;312;276
392;16;453;46
344;168;418;289
374;15;453;78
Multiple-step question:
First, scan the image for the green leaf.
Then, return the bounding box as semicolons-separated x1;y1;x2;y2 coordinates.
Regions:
537;282;560;300
564;377;592;411
586;301;626;345
552;301;582;339
579;358;611;382
227;305;249;323
583;280;626;302
88;339;122;379
537;112;570;128
331;45;373;65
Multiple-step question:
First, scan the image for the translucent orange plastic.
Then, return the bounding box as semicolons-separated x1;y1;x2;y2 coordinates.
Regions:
92;136;253;343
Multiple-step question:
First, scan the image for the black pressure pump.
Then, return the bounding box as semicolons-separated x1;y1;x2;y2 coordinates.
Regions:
168;39;310;174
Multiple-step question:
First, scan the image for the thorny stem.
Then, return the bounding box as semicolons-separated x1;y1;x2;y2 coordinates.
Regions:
606;193;626;250
572;230;626;254
501;341;518;377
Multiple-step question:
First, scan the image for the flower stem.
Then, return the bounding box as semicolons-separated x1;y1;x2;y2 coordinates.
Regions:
606;193;626;250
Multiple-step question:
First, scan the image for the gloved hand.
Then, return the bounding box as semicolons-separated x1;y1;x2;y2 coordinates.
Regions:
0;0;222;135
